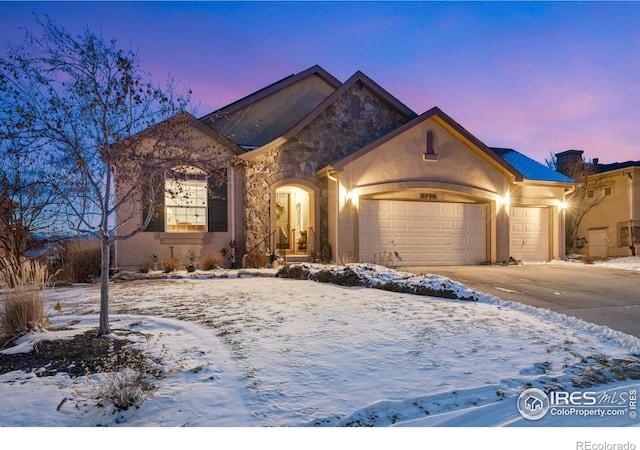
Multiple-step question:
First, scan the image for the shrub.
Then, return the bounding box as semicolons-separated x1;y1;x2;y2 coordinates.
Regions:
138;261;151;273
246;248;269;268
59;241;102;283
0;287;45;337
199;252;223;270
83;339;161;412
161;257;180;273
0;255;52;337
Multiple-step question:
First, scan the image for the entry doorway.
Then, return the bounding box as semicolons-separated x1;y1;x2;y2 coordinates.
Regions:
274;185;313;255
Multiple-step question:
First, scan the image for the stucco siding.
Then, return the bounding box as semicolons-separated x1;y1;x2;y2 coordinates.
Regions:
114;120;243;271
339;118;509;197
575;170;639;257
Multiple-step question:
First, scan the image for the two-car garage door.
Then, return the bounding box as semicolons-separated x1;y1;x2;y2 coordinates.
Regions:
359;200;550;265
359;200;487;265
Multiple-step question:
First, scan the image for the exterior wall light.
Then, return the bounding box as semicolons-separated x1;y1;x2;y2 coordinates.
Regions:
498;194;510;209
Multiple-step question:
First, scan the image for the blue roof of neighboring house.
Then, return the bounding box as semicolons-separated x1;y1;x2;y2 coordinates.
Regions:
492;148;575;183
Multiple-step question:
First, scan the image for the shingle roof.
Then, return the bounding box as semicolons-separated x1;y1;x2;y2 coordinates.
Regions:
595;161;640;173
491;148;575;183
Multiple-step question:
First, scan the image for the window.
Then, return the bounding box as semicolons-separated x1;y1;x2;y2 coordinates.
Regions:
143;167;228;233
423;130;437;161
165;166;208;232
603;186;613;197
619;222;630;247
618;221;640;247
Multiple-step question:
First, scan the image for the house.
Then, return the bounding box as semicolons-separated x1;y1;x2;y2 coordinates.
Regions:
556;150;640;258
114;65;575;271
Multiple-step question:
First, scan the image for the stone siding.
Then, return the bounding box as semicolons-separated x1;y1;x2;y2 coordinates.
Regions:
244;81;410;257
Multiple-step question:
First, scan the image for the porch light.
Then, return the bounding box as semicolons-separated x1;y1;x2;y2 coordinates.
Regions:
498;194;510;209
558;200;569;210
346;190;358;203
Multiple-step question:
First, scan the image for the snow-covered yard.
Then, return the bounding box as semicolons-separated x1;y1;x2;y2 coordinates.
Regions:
2;261;640;444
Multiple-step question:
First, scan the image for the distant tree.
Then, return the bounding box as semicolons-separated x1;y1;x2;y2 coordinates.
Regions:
0;137;63;261
0;17;226;335
546;152;605;252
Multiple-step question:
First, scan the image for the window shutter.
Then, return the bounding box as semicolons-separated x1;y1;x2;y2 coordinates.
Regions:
208;168;228;232
143;173;165;232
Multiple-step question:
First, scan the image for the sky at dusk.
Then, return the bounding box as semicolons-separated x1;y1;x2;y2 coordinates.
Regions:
1;1;639;165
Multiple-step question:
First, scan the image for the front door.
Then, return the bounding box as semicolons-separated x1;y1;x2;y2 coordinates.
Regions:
275;186;312;254
275;192;290;250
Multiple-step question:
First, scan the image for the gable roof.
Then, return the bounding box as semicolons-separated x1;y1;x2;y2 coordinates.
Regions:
113;111;245;156
240;70;417;160
200;65;341;148
491;148;576;183
324;106;522;181
202;65;341;120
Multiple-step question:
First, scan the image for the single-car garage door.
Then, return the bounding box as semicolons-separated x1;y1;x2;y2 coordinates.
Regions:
510;207;549;262
359;200;487;266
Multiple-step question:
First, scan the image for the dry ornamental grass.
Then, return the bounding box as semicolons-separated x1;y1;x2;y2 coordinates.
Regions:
0;255;53;338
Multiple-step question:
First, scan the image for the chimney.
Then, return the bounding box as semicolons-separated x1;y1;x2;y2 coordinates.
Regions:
555;150;584;176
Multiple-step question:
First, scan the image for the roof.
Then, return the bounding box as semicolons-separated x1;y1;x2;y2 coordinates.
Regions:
200;66;342;148
491;148;575;183
240;70;417;160
595;161;640;173
201;65;341;121
112;111;245;156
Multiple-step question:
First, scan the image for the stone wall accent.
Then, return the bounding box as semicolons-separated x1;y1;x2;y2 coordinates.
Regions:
244;81;410;257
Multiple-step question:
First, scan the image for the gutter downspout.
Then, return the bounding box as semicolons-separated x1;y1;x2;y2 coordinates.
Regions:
230;164;236;263
628;173;636;256
327;170;339;261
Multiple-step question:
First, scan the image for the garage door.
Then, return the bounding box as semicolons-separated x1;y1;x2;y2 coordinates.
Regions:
359;200;486;266
510;207;549;262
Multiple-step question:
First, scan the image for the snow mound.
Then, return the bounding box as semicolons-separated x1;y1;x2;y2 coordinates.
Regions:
278;263;479;301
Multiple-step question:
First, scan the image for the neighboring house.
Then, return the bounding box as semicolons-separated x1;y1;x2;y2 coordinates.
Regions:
556;150;640;258
114;65;575;271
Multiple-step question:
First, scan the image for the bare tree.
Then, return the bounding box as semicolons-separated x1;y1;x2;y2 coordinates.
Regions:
0;137;63;261
546;152;606;252
0;17;227;335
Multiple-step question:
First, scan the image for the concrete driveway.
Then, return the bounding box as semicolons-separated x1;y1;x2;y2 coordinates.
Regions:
405;264;640;338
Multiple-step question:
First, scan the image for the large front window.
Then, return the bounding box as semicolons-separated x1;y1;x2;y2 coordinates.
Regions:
165;166;207;232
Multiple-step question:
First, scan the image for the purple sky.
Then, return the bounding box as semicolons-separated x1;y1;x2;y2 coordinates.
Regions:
1;1;639;164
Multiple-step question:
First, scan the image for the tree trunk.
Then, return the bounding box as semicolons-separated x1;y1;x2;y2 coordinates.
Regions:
98;237;111;336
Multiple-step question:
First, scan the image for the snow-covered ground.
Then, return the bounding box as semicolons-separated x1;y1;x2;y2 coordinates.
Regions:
2;260;640;447
593;255;640;272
